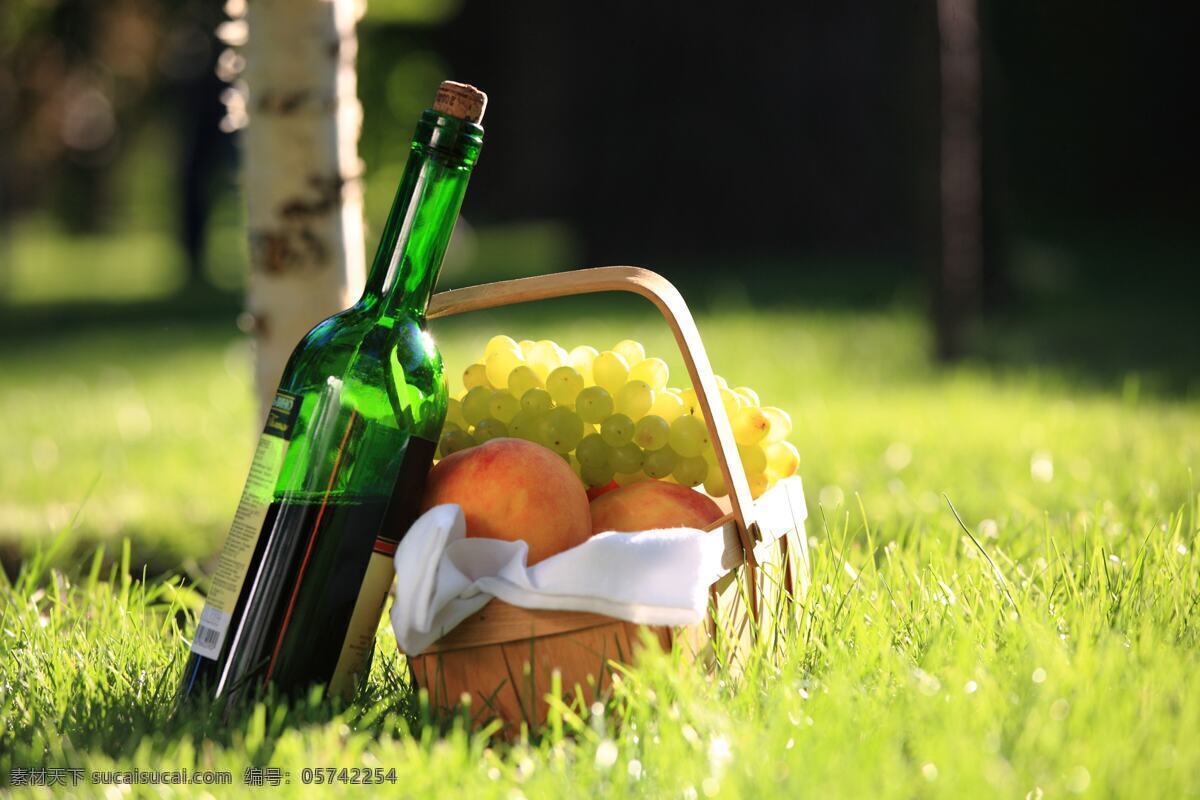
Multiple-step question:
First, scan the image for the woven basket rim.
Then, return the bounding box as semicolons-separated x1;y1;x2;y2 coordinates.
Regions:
421;599;642;653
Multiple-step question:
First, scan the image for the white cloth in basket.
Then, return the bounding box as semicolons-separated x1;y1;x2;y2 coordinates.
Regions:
389;503;726;656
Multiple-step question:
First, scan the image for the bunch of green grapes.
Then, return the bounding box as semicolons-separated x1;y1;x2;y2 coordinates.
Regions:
437;335;800;499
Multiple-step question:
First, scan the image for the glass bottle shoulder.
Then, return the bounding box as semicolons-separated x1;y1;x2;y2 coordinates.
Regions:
276;304;375;394
273;304;447;436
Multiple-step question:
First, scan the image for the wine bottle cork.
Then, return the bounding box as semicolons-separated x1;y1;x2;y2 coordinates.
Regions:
434;81;488;124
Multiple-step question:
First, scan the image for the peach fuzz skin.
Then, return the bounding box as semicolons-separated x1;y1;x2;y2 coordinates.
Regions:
589;480;723;535
421;437;591;564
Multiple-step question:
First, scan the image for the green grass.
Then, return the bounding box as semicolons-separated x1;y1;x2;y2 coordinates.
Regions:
3;278;1200;796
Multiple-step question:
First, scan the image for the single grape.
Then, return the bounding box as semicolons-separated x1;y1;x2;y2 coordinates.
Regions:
668;414;710;458
488;391;521;423
575;385;614;423
592;351;630;394
518;339;538;358
672;455;708;487
615;379;654;419
732;405;770;446
747;471;769;499
647;390;685;423
633;415;670;451
461;386;494;425
528;340;565;380
507;365;543;398
485;334;519;359
765;441;800;476
472;417;508;443
719;386;743;419
539;406;585;454
485;347;524;389
568;345;599;383
575;433;612;468
761;406;793;443
446;397;468;429
628;357;669;389
739;443;768;475
546;365;585;407
521;387;554;414
463;363;491;391
614;470;647;487
612;339;645;366
680;388;701;417
438;428;474;458
609;442;644;473
704;469;728;498
734;386;760;406
580;460;616;489
600;413;635;447
507;409;545;441
643;446;678;479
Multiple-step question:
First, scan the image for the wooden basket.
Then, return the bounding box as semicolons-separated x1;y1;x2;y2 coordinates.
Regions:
410;266;810;732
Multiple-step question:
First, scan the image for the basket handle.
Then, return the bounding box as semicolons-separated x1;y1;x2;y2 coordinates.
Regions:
428;266;760;566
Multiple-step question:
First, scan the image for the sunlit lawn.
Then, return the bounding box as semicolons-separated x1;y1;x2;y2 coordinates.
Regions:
2;240;1199;796
2;290;1194;574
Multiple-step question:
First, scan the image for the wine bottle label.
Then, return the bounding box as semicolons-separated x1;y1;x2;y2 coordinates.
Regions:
190;391;301;660
328;547;397;698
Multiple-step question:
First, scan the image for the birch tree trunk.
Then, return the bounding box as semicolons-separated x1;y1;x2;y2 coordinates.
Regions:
224;0;367;419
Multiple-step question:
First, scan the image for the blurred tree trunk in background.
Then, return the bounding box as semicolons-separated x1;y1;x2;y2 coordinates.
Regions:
170;3;237;289
227;0;367;419
977;0;1011;315
932;0;984;360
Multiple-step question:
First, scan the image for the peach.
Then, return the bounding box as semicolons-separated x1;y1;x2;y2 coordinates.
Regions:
421;437;591;564
589;480;724;535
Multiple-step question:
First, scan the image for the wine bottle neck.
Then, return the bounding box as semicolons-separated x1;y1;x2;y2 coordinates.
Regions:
362;109;483;323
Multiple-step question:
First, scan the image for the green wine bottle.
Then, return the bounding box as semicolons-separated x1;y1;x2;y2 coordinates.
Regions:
180;81;487;705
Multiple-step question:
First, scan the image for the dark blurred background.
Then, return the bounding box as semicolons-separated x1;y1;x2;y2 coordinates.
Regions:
2;0;1197;387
